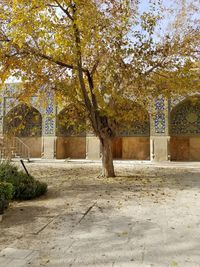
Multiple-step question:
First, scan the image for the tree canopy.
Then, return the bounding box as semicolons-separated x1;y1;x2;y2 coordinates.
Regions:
0;0;199;176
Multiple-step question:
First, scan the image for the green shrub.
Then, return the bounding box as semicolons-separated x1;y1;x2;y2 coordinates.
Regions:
0;182;13;214
0;161;47;200
0;182;13;200
0;161;19;183
12;171;47;200
35;180;48;197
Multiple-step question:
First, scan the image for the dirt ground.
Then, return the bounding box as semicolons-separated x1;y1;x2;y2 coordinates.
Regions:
1;161;200;266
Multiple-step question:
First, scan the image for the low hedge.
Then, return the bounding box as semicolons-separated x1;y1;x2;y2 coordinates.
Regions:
0;182;13;200
12;171;47;200
0;161;47;200
0;182;13;214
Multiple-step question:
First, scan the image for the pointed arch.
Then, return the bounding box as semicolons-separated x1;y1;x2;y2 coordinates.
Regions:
112;101;150;160
3;103;42;158
4;103;42;137
170;95;200;161
56;105;86;137
56;105;86;159
170;95;200;136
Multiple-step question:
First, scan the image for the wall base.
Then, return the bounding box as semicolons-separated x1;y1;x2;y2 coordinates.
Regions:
151;136;170;162
86;136;101;160
56;137;86;159
42;136;56;159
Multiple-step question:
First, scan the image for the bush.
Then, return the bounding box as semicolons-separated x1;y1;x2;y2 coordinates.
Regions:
0;182;13;200
12;171;47;200
0;161;47;200
0;161;19;183
0;182;13;214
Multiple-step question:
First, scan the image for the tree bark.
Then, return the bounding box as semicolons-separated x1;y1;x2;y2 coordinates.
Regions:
71;5;115;178
100;137;115;177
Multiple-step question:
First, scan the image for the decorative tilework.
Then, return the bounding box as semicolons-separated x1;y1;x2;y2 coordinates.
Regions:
155;96;165;111
154;96;166;134
0;91;3;117
4;103;42;137
0;91;3;135
0;83;57;137
117;121;150;137
170;93;200;111
43;91;56;136
30;96;42;113
155;113;166;134
0;117;3;134
170;97;200;136
57;104;65;114
170;96;185;110
3;83;199;139
44;117;55;135
4;97;18;115
3;83;20;96
4;84;16;94
152;96;169;135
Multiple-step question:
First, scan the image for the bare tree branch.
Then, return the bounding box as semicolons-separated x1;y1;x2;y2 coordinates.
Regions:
54;0;74;21
91;60;100;76
29;49;77;70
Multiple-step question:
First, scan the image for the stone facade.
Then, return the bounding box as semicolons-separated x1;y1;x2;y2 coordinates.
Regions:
1;83;200;161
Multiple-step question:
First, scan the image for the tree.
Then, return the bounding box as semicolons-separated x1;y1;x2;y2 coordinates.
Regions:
0;0;199;177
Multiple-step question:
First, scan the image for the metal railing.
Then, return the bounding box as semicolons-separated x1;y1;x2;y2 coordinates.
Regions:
13;137;30;160
0;136;30;160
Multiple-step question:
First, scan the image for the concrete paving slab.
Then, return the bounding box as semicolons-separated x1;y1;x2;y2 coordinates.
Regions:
3;258;28;267
0;257;13;267
1;162;200;266
0;247;33;259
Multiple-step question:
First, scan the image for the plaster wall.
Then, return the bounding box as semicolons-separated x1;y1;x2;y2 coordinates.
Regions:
56;137;86;159
151;136;170;162
112;137;150;160
20;137;42;158
42;136;56;159
86;136;101;160
112;138;122;159
122;137;150;160
170;137;200;161
190;137;200;161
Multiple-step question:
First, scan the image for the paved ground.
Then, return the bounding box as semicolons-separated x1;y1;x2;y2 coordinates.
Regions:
0;161;200;267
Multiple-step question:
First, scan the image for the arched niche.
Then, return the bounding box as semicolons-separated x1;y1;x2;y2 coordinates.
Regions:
112;102;150;160
116;103;150;137
56;106;86;159
170;96;200;161
4;103;42;157
56;107;86;137
4;96;43;116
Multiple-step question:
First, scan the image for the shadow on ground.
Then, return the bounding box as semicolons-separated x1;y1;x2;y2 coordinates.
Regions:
1;163;200;266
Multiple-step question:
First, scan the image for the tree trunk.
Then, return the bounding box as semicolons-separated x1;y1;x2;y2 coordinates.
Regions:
71;9;115;177
101;137;115;177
